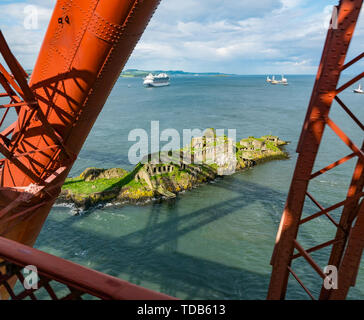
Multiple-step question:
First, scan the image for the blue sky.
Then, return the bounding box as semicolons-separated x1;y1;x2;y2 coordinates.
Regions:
0;0;363;74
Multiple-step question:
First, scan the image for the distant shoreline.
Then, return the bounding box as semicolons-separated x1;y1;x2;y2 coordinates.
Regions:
120;69;237;78
119;72;320;78
23;69;319;78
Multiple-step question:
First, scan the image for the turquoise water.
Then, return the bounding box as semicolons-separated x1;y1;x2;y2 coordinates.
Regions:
34;75;364;300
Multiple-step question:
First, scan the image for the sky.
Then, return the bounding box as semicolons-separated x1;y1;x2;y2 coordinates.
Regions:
0;0;363;74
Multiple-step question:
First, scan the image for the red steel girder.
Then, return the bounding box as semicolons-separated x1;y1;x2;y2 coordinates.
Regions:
329;200;364;299
268;0;364;300
0;0;164;300
0;236;175;300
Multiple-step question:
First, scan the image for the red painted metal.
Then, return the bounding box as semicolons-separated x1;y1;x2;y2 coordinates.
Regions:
0;0;163;299
268;0;364;300
0;236;175;300
0;0;161;247
0;0;363;301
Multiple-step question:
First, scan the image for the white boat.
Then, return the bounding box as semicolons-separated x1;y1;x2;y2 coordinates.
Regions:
353;83;364;94
143;73;170;87
280;75;288;85
271;75;279;84
270;75;288;85
266;76;272;83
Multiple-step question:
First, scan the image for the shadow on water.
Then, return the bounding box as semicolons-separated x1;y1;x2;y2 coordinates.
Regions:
36;176;364;300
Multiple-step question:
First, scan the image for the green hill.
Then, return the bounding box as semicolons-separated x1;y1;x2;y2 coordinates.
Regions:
121;69;234;78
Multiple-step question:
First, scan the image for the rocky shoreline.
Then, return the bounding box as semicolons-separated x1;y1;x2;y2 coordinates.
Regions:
58;132;288;211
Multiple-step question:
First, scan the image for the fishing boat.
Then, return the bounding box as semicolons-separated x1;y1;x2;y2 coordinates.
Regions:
271;76;278;84
270;75;288;85
353;83;364;94
280;75;288;85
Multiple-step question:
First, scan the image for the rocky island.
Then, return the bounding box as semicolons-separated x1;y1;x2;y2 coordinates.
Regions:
58;131;288;211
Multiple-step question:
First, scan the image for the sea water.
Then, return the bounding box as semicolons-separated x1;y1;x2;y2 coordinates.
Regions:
34;75;364;299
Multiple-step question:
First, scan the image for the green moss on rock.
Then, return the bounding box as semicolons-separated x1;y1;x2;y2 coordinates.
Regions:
59;133;288;210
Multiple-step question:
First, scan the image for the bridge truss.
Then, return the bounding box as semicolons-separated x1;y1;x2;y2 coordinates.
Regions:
0;0;362;300
268;0;364;300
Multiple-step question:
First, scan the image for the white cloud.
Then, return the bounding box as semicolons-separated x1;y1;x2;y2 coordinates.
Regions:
128;0;346;74
277;0;303;12
0;0;362;74
0;1;54;68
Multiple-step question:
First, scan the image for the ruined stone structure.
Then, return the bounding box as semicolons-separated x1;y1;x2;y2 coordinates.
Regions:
262;135;280;144
252;140;265;150
61;133;287;209
135;132;242;188
239;135;282;153
134;162;189;189
192;135;234;164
